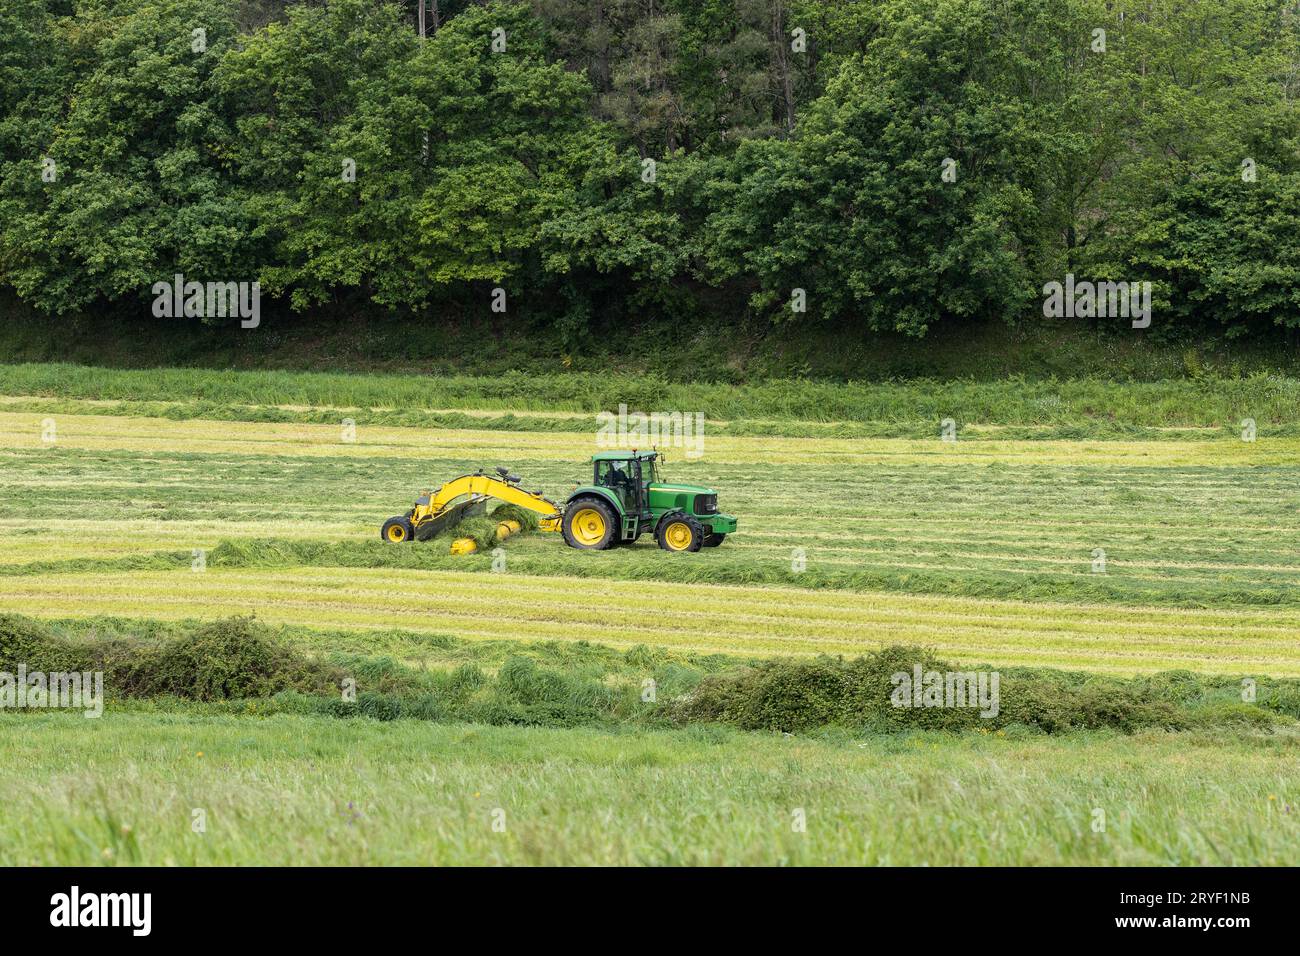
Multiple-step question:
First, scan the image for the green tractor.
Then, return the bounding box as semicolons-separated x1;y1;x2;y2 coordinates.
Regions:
562;450;736;552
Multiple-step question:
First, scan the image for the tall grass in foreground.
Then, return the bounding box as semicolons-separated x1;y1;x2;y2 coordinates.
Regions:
1;713;1296;865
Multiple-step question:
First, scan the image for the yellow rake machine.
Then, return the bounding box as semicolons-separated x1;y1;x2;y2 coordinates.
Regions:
380;467;561;554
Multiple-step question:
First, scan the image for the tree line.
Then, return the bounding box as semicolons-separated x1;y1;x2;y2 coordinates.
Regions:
1;0;1298;342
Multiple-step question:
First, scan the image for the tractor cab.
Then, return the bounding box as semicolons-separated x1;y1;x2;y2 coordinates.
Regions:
592;449;656;519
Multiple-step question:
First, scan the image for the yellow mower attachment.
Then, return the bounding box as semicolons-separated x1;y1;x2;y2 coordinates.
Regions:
380;468;561;553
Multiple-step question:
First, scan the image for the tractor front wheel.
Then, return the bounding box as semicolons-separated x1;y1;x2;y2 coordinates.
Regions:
381;516;414;543
656;514;704;553
703;532;726;547
562;498;618;550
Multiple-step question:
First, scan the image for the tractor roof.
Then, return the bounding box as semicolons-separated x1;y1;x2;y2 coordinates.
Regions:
591;450;659;461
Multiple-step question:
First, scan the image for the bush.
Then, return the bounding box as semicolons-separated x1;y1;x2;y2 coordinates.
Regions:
1186;702;1279;731
0;614;88;672
122;617;340;700
671;646;1276;735
0;614;339;702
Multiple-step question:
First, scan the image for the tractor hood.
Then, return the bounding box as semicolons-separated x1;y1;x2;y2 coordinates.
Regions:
648;482;715;495
647;482;719;515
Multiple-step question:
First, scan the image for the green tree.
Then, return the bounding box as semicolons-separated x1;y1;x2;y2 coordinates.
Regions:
701;0;1044;335
0;0;244;313
216;0;608;310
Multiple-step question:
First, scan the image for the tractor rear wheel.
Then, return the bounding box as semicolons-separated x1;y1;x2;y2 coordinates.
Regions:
563;498;618;550
703;532;726;547
656;514;704;553
381;516;414;543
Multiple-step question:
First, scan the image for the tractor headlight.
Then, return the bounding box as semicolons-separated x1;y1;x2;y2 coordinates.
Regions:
695;494;717;515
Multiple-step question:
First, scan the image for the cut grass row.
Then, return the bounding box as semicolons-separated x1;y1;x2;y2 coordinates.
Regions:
4;362;1299;427
1;711;1296;865
5;534;1300;615
5;410;1297;465
2;566;1297;674
2;394;1294;442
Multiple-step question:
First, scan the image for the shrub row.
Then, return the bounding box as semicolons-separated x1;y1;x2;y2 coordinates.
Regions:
1;614;1293;734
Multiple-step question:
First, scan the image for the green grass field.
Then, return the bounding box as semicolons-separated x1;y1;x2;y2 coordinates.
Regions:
3;713;1296;865
0;364;1297;865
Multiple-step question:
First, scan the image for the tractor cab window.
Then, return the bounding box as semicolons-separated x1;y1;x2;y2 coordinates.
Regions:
596;459;623;487
596;459;642;510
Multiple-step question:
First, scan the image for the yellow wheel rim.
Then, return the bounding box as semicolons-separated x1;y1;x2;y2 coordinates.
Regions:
386;524;407;542
664;521;692;551
571;508;607;546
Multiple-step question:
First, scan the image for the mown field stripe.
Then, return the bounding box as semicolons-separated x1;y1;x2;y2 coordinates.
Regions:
6;394;1293;443
2;567;1297;675
4;412;1297;466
